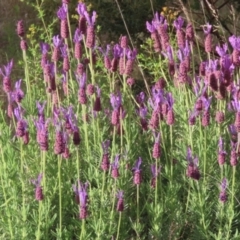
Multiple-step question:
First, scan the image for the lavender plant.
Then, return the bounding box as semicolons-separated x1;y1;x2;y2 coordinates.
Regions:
1;1;240;240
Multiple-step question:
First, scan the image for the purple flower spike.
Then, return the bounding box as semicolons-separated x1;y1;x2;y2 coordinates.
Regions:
14;106;28;138
162;45;174;61
126;48;137;60
31;174;44;201
203;23;212;53
229;35;240;50
79;182;88;208
57;4;69;39
84;11;97;27
110;92;122;110
150;163;161;188
219;178;228;203
72;181;89;219
203;23;212;34
202;96;212;111
93;86;102;112
173;16;184;30
151;164;161;178
116;190;124;212
53;35;63;48
231;96;240;112
111;154;121;179
216;44;228;58
113;44;122;58
152;132;161;159
218;137;227;165
102;140;110;153
165;92;175;125
0;59;14;92
186;146;200;180
174;16;185;48
132;157;142;172
112;154;120;168
74;28;83;43
77;3;87;16
146;21;156;33
132;157;142;185
0;59;13;78
36;101;46;122
101;140;110;171
57;4;68;20
13;79;24;103
153;12;166;28
76;72;87;89
40;42;50;54
165;93;174;110
228;124;238;142
220;178;227;191
60;44;68;58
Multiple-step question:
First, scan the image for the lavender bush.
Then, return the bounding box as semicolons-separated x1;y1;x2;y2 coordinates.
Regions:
1;1;240;240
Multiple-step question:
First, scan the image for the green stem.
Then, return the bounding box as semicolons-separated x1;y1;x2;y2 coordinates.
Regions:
226;166;236;239
22;50;32;111
80;219;85;240
20;140;27;239
116;212;122;240
36;201;42;240
109;179;117;234
0;149;13;238
58;155;62;238
137;184;139;223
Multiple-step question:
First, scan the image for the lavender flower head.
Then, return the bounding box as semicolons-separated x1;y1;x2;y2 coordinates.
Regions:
110;92;122;110
219;178;228;203
74;28;83;43
76;72;87;89
72;181;89;219
102;140;110;154
101;140;111;171
228;124;238;142
203;23;212;53
76;2;87;16
174;16;185;48
132;157;142;185
111;154;121;179
150;163;161;188
152;12;166;29
218;137;227;165
60;44;68;58
13;79;24;103
14;106;28;138
31;174;44;201
0;59;13;78
116;190;124;212
229;35;240;50
57;3;68;20
37;101;46;123
53;35;63;48
0;59;13;93
152;132;161;159
40;42;50;54
203;23;212;35
111;44;122;72
93;86;102;112
146;20;156;33
216;43;228;58
84;10;97;27
186;147;200;180
173;16;184;30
